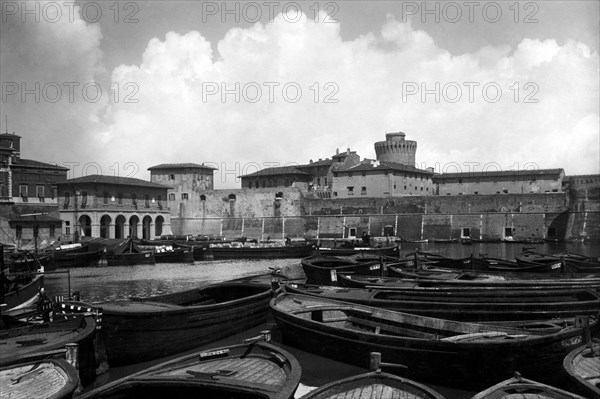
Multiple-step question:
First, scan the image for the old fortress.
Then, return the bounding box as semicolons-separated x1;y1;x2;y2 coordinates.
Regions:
1;131;598;245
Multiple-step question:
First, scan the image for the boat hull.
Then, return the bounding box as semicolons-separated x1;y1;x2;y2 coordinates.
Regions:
78;341;301;399
101;282;273;365
0;316;99;386
271;293;592;390
210;244;314;259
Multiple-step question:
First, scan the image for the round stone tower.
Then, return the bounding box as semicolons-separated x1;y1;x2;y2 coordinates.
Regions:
374;132;416;166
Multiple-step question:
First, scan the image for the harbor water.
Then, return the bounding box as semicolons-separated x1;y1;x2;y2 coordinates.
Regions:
43;242;599;398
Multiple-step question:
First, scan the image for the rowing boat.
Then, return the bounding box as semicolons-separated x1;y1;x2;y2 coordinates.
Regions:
299;370;445;399
301;255;383;285
0;315;98;386
0;359;80;399
100;278;273;365
470;372;587;398
271;292;593;390
77;334;301;399
284;283;600;322
563;339;600;398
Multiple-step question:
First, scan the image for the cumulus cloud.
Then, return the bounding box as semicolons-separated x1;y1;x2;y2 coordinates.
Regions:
3;8;598;187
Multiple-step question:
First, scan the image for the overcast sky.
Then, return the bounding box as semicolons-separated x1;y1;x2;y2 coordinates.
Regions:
1;0;598;188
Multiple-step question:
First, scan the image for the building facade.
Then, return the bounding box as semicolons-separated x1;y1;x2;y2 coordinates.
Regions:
56;175;172;241
0;133;68;247
434;169;565;196
332;160;435;198
148;163;218;223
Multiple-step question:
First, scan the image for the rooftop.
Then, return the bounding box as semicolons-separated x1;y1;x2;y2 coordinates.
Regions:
12;158;69;171
56;174;172;189
434;168;565;180
239;166;311;178
148;163;217;171
342;160;434;175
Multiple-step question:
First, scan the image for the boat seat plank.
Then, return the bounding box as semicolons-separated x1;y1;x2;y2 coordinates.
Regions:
346;316;437;339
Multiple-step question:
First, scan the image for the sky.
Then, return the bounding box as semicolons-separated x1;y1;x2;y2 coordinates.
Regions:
1;0;599;188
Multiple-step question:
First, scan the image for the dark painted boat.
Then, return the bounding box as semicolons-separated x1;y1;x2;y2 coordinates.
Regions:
470;372;587;399
316;244;399;257
271;292;595;390
152;247;194;263
563;339;600;398
5;252;54;272
78;334;301;399
301;255;384;285
518;250;600;274
299;370;445;399
0;315;99;386
106;251;155;266
0;358;80;399
2;273;43;315
100;278;274;365
52;246;104;268
381;269;600;291
209;243;314;260
284;283;600;322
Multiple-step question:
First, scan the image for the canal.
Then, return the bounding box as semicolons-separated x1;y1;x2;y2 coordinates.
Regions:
44;242;599;398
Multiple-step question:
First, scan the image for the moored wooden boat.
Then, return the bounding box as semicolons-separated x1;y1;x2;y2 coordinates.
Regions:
53;248;105;268
2;273;43;315
271;292;594;390
77;334;301;399
284;283;600;322
0;358;80;399
470;372;587;399
100;279;274;365
316;244;399;257
563;339;600;398
338;271;600;293
299;370;445;399
0;315;99;386
301;255;383;285
209;243;314;259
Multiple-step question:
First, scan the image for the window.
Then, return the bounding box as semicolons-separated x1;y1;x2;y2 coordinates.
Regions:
36;185;45;199
169;174;175;180
248;182;253;188
117;193;123;204
16;225;22;239
503;189;508;194
361;186;367;195
103;192;109;204
157;195;163;209
169;193;176;201
361;171;366;177
200;194;206;201
474;191;479;195
347;186;354;195
49;225;55;237
145;194;150;208
65;221;70;236
19;184;28;197
404;186;407;190
81;191;88;208
333;191;338;197
182;193;189;200
384;171;388;176
132;193;137;208
64;192;70;208
461;227;471;238
505;227;514;237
